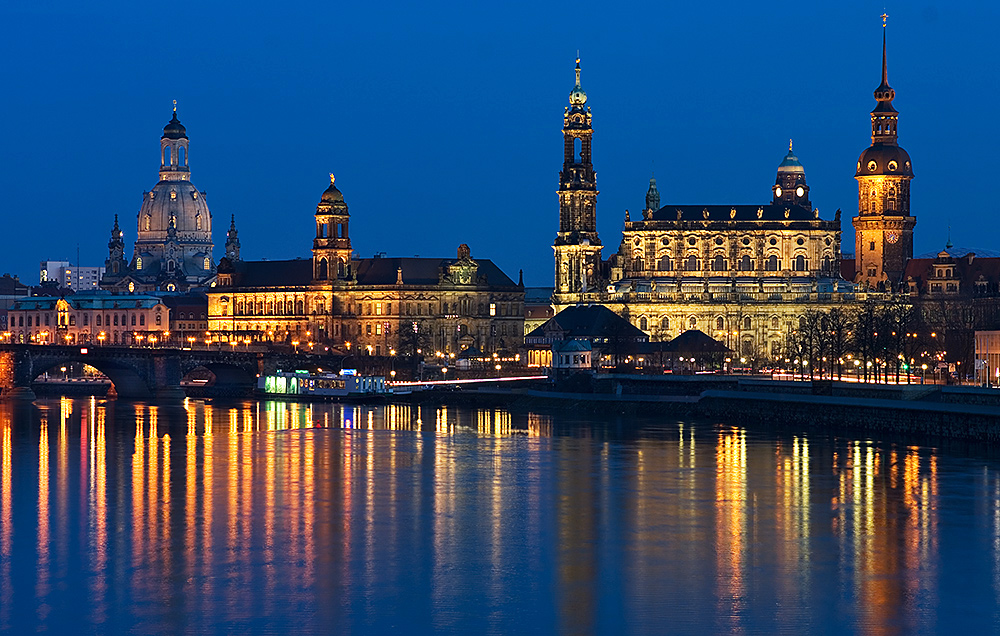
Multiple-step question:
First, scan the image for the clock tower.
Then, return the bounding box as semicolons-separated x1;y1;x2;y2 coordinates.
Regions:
853;18;915;290
553;58;603;305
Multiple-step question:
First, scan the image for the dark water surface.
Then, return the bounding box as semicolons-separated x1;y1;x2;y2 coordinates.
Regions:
0;397;998;634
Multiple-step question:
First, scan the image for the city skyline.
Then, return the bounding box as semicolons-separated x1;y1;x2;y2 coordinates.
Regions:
2;2;997;286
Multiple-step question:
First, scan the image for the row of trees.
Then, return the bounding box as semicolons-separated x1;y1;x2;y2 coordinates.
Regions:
786;299;948;383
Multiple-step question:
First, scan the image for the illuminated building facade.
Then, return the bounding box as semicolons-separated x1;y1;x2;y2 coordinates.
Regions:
552;59;603;305
101;107;216;293
550;62;854;359
208;177;524;354
7;292;168;344
852;22;915;289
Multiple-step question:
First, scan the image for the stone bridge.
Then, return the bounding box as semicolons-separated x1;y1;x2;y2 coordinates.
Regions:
0;344;284;401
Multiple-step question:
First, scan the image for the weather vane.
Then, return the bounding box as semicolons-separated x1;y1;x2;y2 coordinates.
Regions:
882;12;888;27
172;99;177;113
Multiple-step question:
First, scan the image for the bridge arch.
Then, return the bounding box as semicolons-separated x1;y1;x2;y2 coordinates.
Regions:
28;356;153;399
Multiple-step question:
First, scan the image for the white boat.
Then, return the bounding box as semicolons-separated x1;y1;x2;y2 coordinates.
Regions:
258;370;389;401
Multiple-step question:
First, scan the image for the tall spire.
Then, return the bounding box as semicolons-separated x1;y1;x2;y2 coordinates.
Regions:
880;14;889;87
225;214;241;261
568;57;587;107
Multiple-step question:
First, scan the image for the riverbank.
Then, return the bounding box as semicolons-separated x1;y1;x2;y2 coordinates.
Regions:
388;374;1000;442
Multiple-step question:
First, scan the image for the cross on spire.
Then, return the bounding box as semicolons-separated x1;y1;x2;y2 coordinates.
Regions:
172;99;177;113
881;12;888;27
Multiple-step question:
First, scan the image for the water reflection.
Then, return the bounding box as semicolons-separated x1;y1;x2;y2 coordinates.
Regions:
0;398;990;633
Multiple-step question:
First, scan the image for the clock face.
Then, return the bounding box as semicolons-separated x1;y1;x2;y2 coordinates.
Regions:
775;187;782;198
796;186;805;197
886;231;900;244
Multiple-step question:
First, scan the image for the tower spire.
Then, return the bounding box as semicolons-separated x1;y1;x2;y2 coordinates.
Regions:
881;14;889;87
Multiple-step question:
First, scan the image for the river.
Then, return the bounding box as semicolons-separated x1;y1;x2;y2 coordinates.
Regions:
0;397;997;634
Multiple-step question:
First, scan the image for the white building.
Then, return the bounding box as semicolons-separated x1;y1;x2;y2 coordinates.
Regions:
39;261;106;291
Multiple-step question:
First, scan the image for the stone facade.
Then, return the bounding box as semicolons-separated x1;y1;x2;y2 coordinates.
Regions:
208;179;524;355
101;108;216;293
7;292;168;345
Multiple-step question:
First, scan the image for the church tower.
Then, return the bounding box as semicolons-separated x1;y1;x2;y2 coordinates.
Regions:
772;141;811;209
104;215;127;276
853;18;915;289
225;215;241;261
553;58;603;304
312;174;353;282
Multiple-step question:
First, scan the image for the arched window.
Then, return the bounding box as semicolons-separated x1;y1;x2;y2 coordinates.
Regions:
771;316;780;329
144;215;151;231
196;214;202;230
203;256;211;270
660;316;669;329
688;316;697;329
136;256;143;270
131;314;136;326
743;316;752;330
799;316;807;329
178;146;186;166
712;255;726;271
822;256;832;272
686;256;698;272
167;260;175;273
318;258;328;279
766;255;779;271
715;316;724;330
739;255;752;271
164;147;172;166
658;255;672;271
794;254;806;271
574;137;581;162
96;314;102;326
139;314;145;326
639;316;648;331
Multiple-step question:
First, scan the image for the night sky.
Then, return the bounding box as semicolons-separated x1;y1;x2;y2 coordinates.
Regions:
1;2;997;287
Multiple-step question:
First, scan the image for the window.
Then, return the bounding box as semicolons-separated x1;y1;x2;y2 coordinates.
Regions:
490;303;496;316
131;314;136;326
83;314;89;326
686;256;698;271
376;303;383;316
136;256;143;270
113;314;119;326
766;255;779;271
743;316;752;330
375;323;383;335
639;317;648;330
794;255;806;271
96;315;101;326
660;317;669;329
366;323;372;335
688;316;697;329
139;315;145;326
870;241;875;252
739;255;752;271
203;256;210;270
716;316;724;330
712;255;726;271
155;314;161;326
658;255;672;271
771;316;780;329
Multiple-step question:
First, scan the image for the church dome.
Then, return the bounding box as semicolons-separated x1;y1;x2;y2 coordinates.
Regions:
568;58;587;106
162;112;187;139
319;174;344;204
856;144;913;177
777;147;804;174
138;181;212;237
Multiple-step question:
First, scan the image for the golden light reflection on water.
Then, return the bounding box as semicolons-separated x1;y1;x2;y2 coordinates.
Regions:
0;397;979;633
0;414;10;630
715;427;747;626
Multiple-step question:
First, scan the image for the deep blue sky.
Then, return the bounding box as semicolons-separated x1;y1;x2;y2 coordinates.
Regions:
1;2;997;286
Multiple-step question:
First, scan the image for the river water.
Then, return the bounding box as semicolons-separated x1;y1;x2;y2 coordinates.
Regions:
0;397;998;634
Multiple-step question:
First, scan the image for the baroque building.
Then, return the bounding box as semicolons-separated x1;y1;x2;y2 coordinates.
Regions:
208;177;524;355
547;56;885;361
552;59;603;305
852;22;915;289
101;107;216;293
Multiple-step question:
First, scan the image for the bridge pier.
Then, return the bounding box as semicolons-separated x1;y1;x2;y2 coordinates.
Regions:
4;387;36;401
